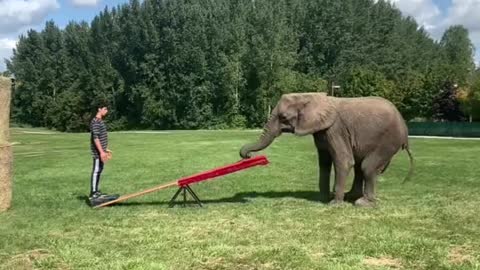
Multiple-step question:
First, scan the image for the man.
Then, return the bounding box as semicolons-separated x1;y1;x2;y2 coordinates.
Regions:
89;102;117;206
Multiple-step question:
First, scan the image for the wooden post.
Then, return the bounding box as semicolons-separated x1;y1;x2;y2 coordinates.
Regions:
0;76;12;212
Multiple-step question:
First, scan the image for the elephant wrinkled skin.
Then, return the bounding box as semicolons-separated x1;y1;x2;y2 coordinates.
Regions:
239;92;414;207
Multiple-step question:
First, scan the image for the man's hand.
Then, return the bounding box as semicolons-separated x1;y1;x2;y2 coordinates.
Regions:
106;149;112;160
100;149;113;162
94;139;111;162
100;151;109;162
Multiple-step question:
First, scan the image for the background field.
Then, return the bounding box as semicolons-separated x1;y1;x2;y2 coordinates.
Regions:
1;128;479;269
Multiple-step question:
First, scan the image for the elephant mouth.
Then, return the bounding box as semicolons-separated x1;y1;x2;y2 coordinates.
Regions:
279;117;296;134
281;124;295;133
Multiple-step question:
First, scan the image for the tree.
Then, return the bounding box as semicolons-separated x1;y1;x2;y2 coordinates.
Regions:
7;0;477;131
440;25;475;86
8;30;46;126
432;82;466;122
457;69;480;122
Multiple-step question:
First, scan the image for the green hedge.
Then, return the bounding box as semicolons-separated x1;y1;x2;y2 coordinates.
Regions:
407;122;480;137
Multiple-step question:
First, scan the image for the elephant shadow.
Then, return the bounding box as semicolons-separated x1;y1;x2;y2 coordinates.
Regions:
210;190;322;203
87;190;323;207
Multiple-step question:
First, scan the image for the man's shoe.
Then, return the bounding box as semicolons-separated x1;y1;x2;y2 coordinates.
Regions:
88;191;120;207
90;191;119;200
88;197;102;207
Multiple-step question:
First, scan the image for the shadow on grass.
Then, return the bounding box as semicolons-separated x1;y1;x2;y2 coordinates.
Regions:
76;195;93;207
79;190;325;208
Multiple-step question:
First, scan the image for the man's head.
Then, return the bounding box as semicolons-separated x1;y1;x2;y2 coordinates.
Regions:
95;101;109;118
97;106;108;118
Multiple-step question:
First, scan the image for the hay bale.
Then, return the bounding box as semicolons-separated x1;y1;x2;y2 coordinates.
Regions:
0;76;12;212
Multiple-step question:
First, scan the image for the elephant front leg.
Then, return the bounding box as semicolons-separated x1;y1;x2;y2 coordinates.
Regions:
329;161;353;205
317;150;332;203
345;164;364;202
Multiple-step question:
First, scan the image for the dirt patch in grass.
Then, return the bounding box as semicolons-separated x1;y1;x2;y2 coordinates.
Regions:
309;251;325;260
448;245;473;265
3;249;50;270
198;255;279;270
2;249;69;270
363;256;402;269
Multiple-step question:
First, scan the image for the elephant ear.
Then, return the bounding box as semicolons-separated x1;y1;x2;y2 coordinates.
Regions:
295;93;337;135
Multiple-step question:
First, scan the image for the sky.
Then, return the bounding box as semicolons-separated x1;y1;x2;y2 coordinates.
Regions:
1;0;480;72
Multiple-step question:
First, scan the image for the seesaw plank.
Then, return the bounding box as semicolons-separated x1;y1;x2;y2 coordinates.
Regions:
93;181;178;208
94;155;269;208
178;155;269;186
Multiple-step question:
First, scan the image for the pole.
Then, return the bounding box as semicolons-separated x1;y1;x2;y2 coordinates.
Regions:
331;83;340;97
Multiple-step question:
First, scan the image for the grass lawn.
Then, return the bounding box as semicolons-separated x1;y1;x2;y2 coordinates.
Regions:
1;128;480;269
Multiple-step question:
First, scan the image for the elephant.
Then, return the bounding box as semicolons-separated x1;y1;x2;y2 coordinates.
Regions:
239;92;414;207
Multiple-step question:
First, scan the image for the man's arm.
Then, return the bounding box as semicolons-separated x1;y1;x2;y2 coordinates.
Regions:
92;122;108;161
94;138;107;161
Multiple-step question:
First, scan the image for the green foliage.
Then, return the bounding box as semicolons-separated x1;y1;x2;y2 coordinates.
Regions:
470;72;480;120
229;114;248;129
432;82;466;122
1;70;12;77
342;68;395;98
458;69;480;121
45;91;90;132
440;25;476;86
6;0;478;131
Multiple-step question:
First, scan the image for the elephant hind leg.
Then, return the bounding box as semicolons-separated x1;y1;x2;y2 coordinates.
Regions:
380;159;391;174
355;151;393;207
345;163;364;202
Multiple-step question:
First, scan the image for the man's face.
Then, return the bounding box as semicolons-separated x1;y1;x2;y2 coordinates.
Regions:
98;107;108;117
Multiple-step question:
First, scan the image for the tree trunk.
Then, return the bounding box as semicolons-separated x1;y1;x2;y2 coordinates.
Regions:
0;76;12;212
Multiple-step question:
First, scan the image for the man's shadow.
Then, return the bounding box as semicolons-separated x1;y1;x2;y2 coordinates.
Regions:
76;190;323;207
76;195;92;206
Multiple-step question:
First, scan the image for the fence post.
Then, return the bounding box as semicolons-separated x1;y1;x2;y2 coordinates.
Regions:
0;76;13;212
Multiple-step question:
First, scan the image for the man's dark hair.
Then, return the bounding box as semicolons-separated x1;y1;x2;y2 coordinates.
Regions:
95;100;109;110
91;99;109;115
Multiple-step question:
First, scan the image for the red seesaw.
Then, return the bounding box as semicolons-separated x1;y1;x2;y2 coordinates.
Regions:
94;155;269;208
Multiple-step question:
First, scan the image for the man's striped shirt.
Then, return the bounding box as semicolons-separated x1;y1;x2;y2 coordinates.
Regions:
90;117;108;159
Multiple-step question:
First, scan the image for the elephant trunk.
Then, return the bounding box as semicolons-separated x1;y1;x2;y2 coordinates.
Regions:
240;109;280;159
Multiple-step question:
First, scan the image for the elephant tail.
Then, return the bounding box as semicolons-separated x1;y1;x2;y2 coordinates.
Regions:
402;144;414;183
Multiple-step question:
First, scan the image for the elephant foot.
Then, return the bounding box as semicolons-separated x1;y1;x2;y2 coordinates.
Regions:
344;191;363;202
354;197;376;208
319;192;334;203
328;199;348;207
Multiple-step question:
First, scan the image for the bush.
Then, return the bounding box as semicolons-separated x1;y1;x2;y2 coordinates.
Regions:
229;115;247;129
